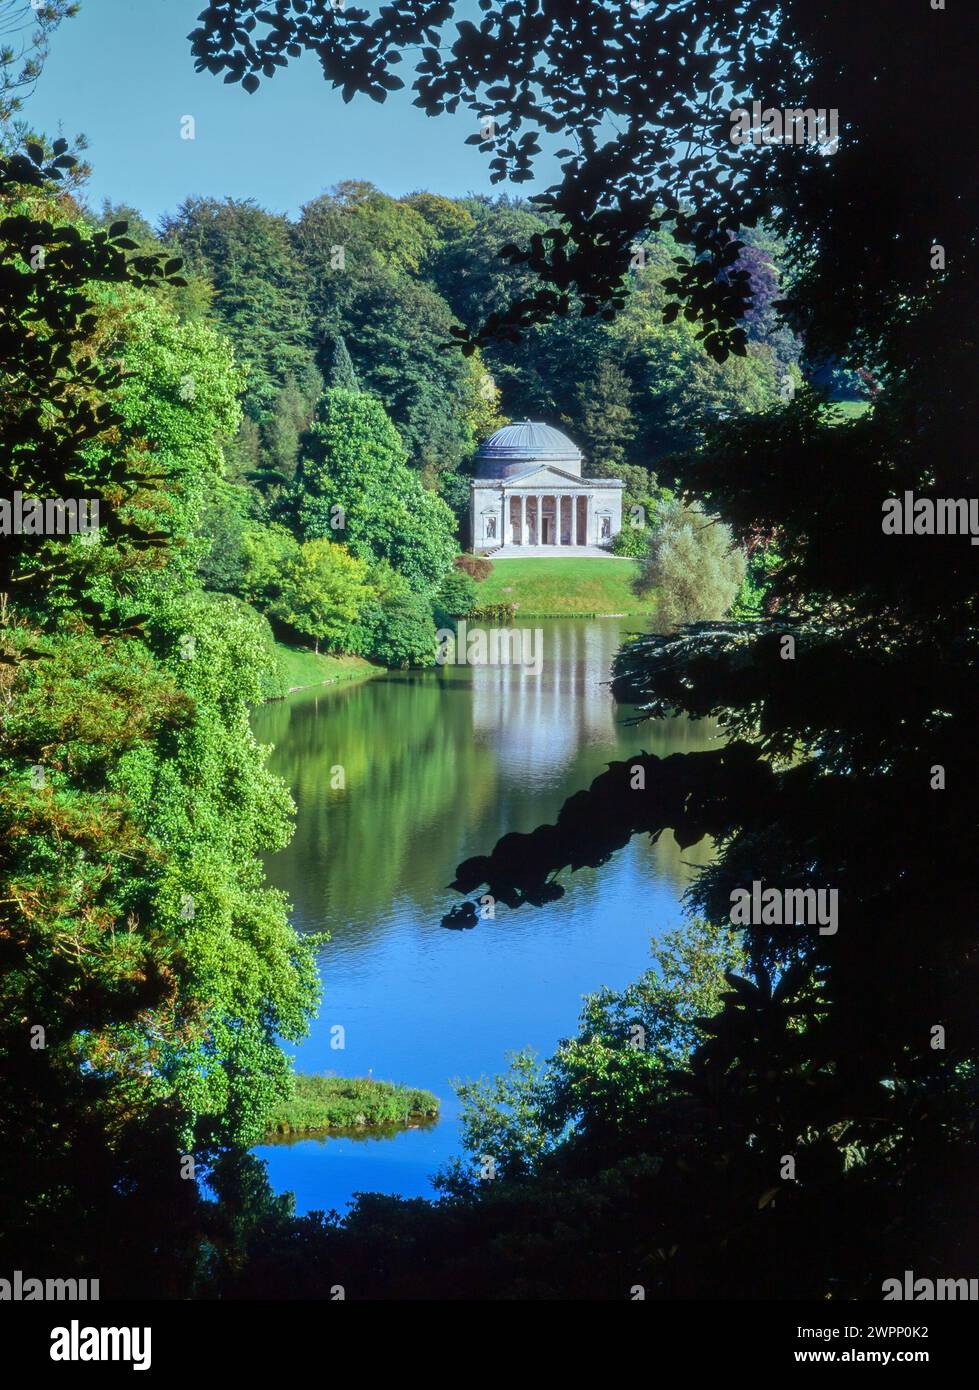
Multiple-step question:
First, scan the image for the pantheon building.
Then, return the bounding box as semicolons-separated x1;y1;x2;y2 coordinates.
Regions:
470;421;623;556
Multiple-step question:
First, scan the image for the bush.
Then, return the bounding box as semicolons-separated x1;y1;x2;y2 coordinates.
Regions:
433;570;478;625
637;501;746;631
611;524;649;557
370;592;438;668
455;552;493;582
470;601;516;625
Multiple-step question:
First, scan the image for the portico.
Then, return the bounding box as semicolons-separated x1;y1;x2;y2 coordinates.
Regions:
507;491;593;546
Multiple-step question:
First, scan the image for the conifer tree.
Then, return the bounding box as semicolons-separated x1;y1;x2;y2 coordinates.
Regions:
327;334;359;392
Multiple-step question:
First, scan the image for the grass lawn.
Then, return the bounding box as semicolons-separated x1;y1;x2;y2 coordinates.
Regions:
265;1074;441;1136
825;399;872;421
477;556;652;617
274;642;377;694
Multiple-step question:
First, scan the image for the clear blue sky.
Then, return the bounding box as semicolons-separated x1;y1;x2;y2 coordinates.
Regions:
28;0;559;226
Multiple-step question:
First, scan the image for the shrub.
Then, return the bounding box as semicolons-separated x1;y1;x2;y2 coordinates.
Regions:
470;601;516;625
455;552;493;582
433;570;479;625
611;524;649;557
370;592;438;668
637;501;746;630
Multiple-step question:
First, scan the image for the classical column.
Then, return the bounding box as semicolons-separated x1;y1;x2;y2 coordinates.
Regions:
520;493;526;547
537;494;543;545
501;490;507;545
586;493;594;546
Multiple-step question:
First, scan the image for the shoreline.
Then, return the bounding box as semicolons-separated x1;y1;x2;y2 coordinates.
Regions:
281;666;382;697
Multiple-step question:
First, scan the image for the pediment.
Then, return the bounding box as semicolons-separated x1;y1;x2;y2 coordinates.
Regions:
504;464;588;486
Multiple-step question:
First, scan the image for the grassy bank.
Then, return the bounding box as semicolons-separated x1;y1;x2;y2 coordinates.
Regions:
477;556;652;617
265;1074;441;1136
826;399;872;421
274;642;377;694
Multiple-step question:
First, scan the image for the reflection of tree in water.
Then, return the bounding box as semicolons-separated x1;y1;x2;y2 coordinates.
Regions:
260;1115;439;1148
252;673;498;935
251;621;720;938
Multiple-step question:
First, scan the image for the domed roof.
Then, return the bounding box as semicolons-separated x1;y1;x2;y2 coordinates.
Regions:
477;421;583;469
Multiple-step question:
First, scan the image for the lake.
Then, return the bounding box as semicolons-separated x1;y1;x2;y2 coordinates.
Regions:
251;617;717;1215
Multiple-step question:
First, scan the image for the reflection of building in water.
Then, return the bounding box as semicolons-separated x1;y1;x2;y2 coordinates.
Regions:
471;621;625;779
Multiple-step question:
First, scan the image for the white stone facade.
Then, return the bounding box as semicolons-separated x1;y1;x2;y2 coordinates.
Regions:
469;423;623;555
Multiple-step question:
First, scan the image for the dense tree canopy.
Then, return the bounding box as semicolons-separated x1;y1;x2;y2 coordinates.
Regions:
0;155;318;1287
294;387;457;593
160;197;313;418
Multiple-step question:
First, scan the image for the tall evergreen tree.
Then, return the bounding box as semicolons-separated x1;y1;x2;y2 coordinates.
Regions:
328;335;359;392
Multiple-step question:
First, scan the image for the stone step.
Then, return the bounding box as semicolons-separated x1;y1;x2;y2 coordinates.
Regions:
489;544;616;559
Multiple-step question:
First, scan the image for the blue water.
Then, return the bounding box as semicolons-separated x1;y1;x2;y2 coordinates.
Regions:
251;618;717;1214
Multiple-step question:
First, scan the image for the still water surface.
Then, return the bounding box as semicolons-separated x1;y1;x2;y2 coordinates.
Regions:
251;618;717;1214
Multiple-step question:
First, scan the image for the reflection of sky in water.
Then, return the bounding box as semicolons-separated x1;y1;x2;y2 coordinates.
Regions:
251;619;719;1215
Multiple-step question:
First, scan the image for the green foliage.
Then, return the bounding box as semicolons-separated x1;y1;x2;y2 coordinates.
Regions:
269;539;371;653
444;918;744;1184
636;502;746;630
610;525;649;558
730;545;782;620
266;1074;439;1135
366;592;438;669
160;197;313;419
294;388;457;594
290;183;476;475
567;355;635;474
612;475;674;556
613;242;781;472
236;523;300;607
0;156;320;1282
433;569;478;623
109;288;245;546
0;165;185;606
327;335;359;391
256;372;320;487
